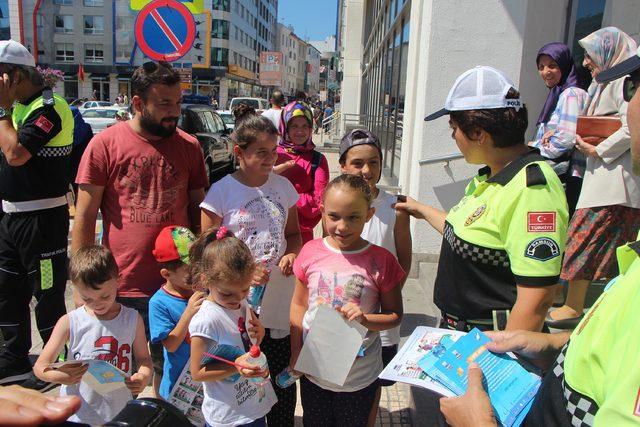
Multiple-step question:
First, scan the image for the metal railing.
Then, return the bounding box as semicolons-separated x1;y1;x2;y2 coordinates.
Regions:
318;111;341;145
418;152;464;166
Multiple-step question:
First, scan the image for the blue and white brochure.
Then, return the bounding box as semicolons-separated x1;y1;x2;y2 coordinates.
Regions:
428;328;540;427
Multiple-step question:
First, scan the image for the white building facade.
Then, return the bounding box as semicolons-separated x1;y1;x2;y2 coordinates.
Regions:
276;23;300;97
306;44;321;97
338;0;640;269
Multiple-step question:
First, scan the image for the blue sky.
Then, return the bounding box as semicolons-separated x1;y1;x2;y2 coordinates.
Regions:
278;0;338;42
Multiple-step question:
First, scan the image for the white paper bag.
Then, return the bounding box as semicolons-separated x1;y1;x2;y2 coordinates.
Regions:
294;305;367;386
259;269;296;330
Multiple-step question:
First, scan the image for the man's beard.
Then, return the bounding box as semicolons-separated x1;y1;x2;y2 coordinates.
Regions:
139;106;179;138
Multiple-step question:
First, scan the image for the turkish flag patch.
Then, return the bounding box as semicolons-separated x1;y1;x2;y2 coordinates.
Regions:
34;115;54;134
528;212;556;232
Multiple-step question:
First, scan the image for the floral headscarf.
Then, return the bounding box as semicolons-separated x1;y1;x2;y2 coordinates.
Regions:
579;26;637;114
279;101;315;153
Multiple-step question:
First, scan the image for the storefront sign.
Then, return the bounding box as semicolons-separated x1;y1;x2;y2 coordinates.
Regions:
177;66;193;92
228;65;256;81
259;52;283;86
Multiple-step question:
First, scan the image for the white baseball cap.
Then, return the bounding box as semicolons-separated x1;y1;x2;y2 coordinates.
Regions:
425;66;523;121
0;40;35;68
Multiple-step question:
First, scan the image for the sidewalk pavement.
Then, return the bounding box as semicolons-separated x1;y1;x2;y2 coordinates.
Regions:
30;133;439;426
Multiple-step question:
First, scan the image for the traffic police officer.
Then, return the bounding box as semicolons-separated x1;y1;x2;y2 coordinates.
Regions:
440;52;640;427
0;40;73;388
396;66;568;333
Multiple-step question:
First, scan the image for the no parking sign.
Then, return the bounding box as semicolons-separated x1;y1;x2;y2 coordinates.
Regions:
134;0;196;62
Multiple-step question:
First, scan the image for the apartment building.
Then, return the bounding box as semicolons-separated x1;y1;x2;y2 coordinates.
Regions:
7;0;277;106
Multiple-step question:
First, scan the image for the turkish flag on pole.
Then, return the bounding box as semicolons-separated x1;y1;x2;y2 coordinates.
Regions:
78;64;85;82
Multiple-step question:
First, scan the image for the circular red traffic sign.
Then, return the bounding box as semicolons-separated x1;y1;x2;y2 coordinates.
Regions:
134;0;196;62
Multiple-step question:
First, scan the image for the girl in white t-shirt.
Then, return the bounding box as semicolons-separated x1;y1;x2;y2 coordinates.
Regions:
290;174;405;426
189;227;277;427
200;113;301;425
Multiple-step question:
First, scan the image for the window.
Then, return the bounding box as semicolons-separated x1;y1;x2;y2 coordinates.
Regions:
211;47;228;67
55;15;74;34
53;0;72;5
55;43;74;61
84;16;104;35
85;44;104;62
83;0;103;5
567;0;607;63
212;0;230;11
116;44;131;61
116;16;132;32
212;19;229;39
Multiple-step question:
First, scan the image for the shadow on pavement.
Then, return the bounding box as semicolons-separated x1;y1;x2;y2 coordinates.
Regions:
400;313;437;338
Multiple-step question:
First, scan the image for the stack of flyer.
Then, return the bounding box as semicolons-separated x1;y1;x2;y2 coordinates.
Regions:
379;327;540;427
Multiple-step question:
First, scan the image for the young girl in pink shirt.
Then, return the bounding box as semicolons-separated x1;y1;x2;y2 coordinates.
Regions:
290;174;405;426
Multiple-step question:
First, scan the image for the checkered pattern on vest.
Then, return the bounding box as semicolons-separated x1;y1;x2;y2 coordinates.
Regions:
38;145;73;157
443;223;510;267
552;344;599;426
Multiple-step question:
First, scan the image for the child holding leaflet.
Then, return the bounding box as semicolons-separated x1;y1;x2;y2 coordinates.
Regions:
34;246;152;425
339;129;412;425
149;226;205;399
189;227;277;427
200;112;302;425
290;174;405;426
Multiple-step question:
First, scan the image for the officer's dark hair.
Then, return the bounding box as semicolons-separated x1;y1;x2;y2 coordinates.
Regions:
449;88;528;148
270;90;285;107
3;64;44;86
69;245;119;290
323;174;373;208
131;61;181;100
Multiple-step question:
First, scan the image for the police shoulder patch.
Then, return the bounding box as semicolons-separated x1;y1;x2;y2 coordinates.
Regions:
524;237;559;261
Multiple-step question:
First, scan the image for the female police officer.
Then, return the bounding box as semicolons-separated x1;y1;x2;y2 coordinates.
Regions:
397;66;568;332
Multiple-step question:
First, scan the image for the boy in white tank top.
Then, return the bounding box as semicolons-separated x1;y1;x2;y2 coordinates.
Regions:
34;246;152;425
339;129;412;426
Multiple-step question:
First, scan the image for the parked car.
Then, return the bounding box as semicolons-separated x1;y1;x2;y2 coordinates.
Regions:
229;97;269;113
216;110;235;131
179;104;235;186
78;100;112;112
81;106;129;134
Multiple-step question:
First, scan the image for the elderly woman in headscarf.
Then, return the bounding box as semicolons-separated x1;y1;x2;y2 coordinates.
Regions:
548;27;640;325
273;101;329;244
530;42;589;217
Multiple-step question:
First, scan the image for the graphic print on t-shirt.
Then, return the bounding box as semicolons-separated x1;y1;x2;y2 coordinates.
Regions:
313;271;373;308
236;195;286;264
118;155;186;226
72;336;132;373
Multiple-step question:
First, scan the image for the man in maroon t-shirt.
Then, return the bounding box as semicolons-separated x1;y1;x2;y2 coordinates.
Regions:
72;61;208;396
